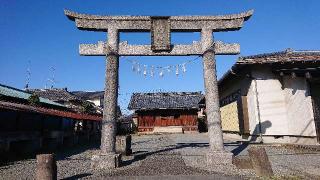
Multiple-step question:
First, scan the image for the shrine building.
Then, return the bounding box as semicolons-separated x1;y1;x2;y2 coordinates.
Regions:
128;92;204;133
218;49;320;145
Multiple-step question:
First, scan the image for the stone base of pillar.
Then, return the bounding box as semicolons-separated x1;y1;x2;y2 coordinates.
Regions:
206;151;234;166
91;153;121;169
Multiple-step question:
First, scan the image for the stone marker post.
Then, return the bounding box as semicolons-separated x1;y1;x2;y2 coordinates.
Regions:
36;154;57;180
248;146;274;176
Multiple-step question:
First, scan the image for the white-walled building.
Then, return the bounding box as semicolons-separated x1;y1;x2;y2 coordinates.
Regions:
218;49;320;145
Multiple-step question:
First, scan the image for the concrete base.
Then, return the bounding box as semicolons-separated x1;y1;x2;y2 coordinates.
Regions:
153;126;183;134
206;151;234;166
223;132;318;145
91;153;121;169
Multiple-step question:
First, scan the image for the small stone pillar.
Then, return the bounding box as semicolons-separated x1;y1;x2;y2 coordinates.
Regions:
202;28;233;165
91;28;121;169
116;135;132;155
36;154;57;180
248;146;273;177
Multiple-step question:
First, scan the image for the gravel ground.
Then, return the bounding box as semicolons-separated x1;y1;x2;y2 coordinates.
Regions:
1;133;320;179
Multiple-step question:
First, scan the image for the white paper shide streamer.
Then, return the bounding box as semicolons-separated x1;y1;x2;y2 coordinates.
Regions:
128;56;200;78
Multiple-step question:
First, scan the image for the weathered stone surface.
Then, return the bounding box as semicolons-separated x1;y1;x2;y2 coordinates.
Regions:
248;146;273;177
101;28;119;154
202;29;224;152
232;156;253;169
65;9;253;32
206;151;234;165
116;135;132;155
151;17;171;51
36;154;57;180
79;41;240;56
91;153;121;169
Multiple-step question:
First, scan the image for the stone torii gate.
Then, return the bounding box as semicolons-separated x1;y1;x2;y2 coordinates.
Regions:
65;9;253;169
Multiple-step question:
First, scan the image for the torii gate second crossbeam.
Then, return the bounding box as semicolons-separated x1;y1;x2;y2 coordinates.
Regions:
65;9;253;169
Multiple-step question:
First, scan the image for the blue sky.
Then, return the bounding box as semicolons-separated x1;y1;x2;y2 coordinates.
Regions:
1;0;320;113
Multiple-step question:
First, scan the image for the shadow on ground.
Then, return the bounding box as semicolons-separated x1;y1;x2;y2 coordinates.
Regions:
0;140;100;166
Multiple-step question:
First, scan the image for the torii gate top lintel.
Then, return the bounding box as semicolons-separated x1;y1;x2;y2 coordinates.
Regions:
64;9;253;56
64;9;253;32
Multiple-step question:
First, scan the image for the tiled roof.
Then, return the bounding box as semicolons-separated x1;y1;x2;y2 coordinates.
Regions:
128;92;203;110
0;101;101;121
237;49;320;64
0;84;64;107
219;49;320;85
72;91;104;100
27;88;81;102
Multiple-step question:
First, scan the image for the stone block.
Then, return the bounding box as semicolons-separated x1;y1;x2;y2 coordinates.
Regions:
248;146;273;177
116;135;132;155
206;151;234;166
151;16;171;51
153;126;183;134
91;153;121;169
232;156;253;169
36;154;57;180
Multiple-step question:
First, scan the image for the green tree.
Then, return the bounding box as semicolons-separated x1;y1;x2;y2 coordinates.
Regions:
28;94;40;106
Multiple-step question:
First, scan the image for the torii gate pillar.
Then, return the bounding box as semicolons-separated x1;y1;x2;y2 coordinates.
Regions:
65;9;253;169
91;28;121;169
202;29;233;164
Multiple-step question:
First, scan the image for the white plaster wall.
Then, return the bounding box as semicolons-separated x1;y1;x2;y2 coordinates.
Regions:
246;80;259;134
251;67;289;135
283;76;316;137
88;99;101;107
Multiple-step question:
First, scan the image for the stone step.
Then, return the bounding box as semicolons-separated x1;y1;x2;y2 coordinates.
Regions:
152;126;183;134
104;175;236;180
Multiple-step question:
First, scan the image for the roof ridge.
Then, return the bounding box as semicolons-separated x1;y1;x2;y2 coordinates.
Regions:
0;83;29;94
239;49;289;60
239;48;320;61
134;91;202;95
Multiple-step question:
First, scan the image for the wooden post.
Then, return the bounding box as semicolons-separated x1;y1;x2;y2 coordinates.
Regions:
36;154;57;180
248;146;274;177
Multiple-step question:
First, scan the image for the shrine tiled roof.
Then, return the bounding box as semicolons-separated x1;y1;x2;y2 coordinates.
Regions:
0;101;101;121
128;92;203;110
27;88;81;102
72;91;104;100
219;49;320;85
0;84;64;107
237;49;320;64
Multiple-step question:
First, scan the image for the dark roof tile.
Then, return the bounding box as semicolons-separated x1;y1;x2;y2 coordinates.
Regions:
238;49;320;64
128;92;203;110
72;91;104;100
27;88;81;102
